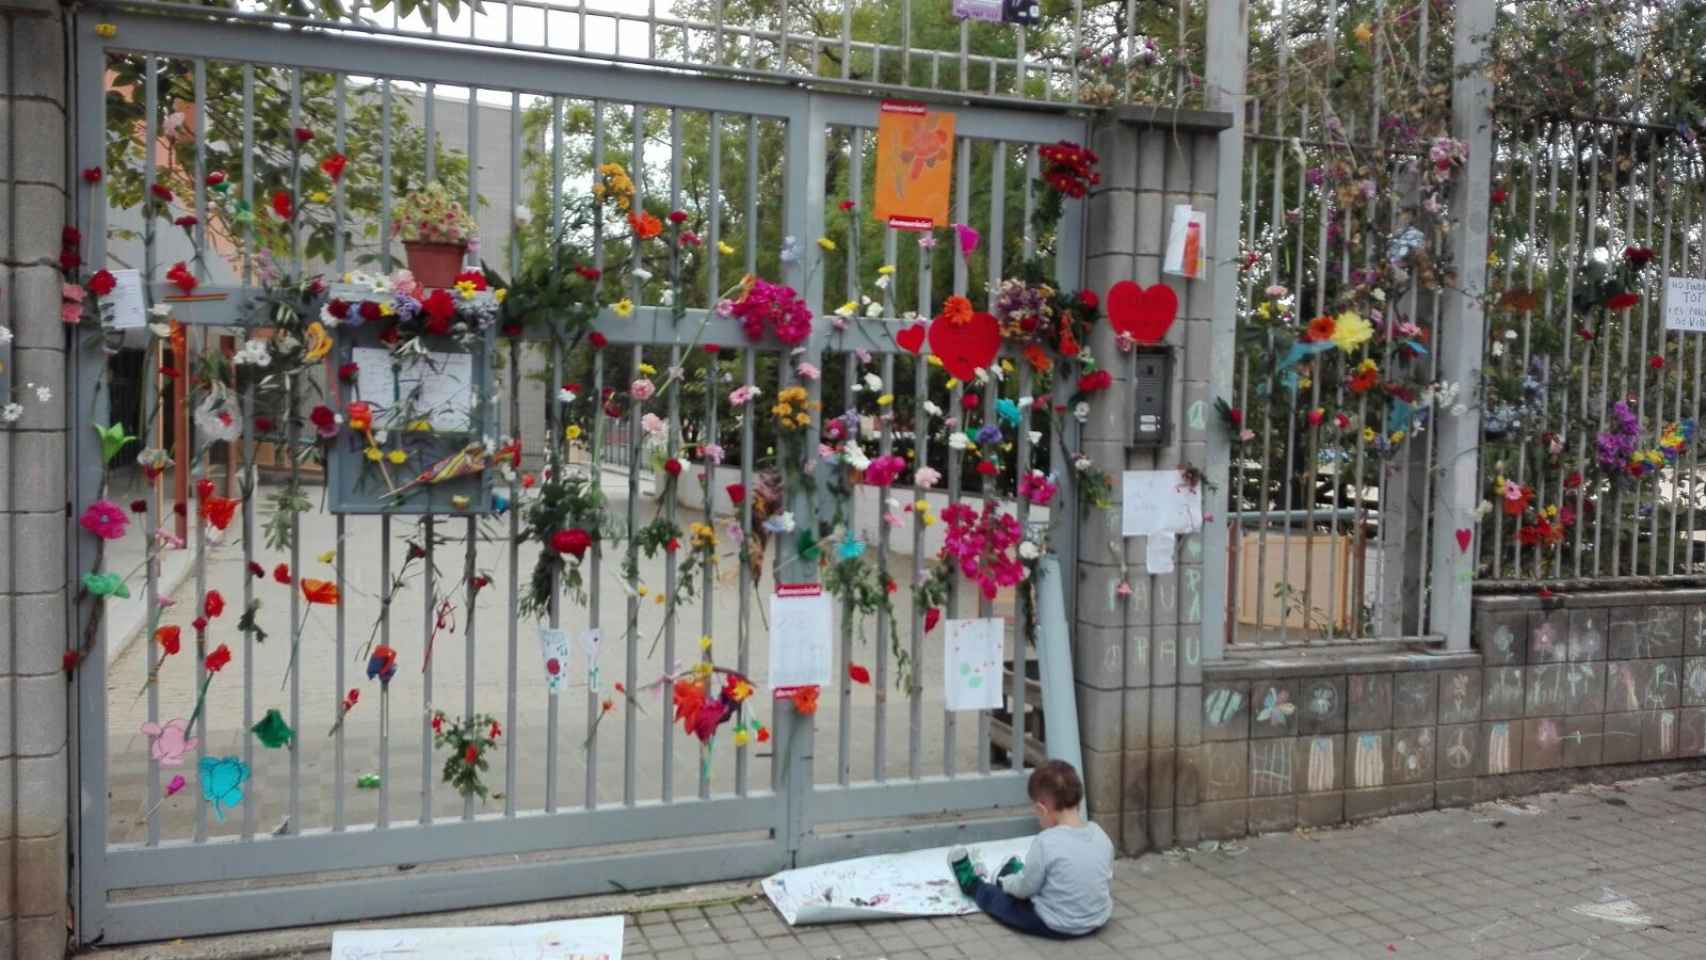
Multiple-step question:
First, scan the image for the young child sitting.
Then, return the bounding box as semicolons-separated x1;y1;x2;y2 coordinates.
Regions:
947;760;1114;939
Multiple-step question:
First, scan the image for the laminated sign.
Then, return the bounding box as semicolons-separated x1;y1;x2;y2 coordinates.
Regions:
1666;277;1706;333
874;101;955;231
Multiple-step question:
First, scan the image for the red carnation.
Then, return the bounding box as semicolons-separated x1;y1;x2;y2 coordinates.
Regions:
848;663;871;684
248;561;265;578
82;167;103;184
1077;369;1113;394
156;625;181;656
703;343;720;354
63;651;80;676
205;643;232;672
1606;292;1640;311
464;744;479;765
174;215;198;228
192;616;209;636
1649;355;1666;370
976;460;998;476
309;404;336;430
664;458;683;477
551;527;592;558
358;300;383;323
89;269;116;296
501;322;523;338
588;331;609;349
665;537;681;553
293;127;315;144
150;184;174;202
839;199;856;211
327;299;351;320
320;152;348;182
204;590;226;619
339;362;360;382
726;483;746;505
130;499;148;514
1078;290;1099;309
422;289;457;335
668;210;689;224
575;265;602;281
960;393;980;410
271;190;294;220
254;416;275;432
206;171;226;187
273;563;292;584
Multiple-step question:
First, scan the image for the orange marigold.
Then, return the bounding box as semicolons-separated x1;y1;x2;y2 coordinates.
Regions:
937;295;974;327
627;210;663;240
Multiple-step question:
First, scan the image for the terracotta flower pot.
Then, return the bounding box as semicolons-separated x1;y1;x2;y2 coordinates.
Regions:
403;241;467;289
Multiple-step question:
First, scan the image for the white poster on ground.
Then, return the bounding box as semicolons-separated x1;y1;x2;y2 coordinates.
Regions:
330;914;624;960
762;836;1035;925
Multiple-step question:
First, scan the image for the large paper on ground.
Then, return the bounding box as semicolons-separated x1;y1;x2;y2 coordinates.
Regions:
330;914;624;959
762;836;1033;925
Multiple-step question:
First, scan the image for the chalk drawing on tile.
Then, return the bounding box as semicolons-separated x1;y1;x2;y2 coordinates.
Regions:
1204;688;1244;727
1256;687;1295;729
1532;620;1560;660
1184;568;1202;623
1659;712;1677;754
1644;662;1677;709
1448;674;1471;716
1573;617;1601;660
1394;730;1432;777
1445;728;1471;770
1353;733;1383;788
1306;737;1335;792
1184;633;1200;667
1490;624;1516;659
1688;662;1706;701
1251;739;1292;797
1307;682;1337;718
1487;722;1513;775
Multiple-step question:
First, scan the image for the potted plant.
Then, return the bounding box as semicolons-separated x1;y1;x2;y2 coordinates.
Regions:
392;184;477;289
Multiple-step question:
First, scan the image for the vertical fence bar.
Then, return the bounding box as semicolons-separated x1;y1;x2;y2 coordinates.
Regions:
506;89;522;819
910;242;932;781
545;95;564;815
421;517;435;825
587;99;608;811
377;76;394;832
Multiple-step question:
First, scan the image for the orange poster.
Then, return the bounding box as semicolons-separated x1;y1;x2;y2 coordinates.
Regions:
873;101;955;230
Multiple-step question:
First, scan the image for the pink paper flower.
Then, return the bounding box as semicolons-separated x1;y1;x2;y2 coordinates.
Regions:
914;466;942;489
79;499;130;540
1017;469;1058;505
61;284;87;324
796;362;820;381
728;384;758;406
953;223;980;256
863;454;907;486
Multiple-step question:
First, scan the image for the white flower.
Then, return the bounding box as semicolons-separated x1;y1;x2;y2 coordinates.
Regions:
948;433;969;451
633;268;654;283
865;302;884;318
193;390;243;444
859;415;877;439
974;367;991;384
1073;402;1090;422
1490;342;1505;358
1028;430;1043;445
0;403;21;423
234;339;271;367
1450;404;1469;417
0;325;12;346
1017;395;1034;409
148;304;172;319
514;204;534;226
659;289;675;307
922;401;943;418
1019;540;1041;561
640;412;668;438
770;510;797;533
1474;500;1493;520
1073;456;1093;473
875;274;891;290
319;303;342;327
844;441;871;471
32;384;51;403
559;387;577;404
863;373;883;393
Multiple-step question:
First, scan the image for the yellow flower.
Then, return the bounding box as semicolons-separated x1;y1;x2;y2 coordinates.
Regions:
636;585;649;596
379;301;396;317
717;241;735;256
699;634;713;651
455;280;479;299
494;288;507;304
915;499;929;512
1330;310;1374;353
637;362;657;376
733;729;750;747
318;549;337;564
817;237;837;252
613;298;634;318
1256;302;1272;320
945;378;960;389
654;593;666;605
94;22;116;37
877;265;896;276
364;446;381;462
409;419;432;432
303;321;332;361
1488;251;1502;268
1362;427;1377;443
1389;430;1406;444
1298;375;1313;390
927;355;944;368
310;191;331;204
877;393;893;406
921;512;936;527
1000;359;1015;374
387;449;408;464
565;424;582;441
1353;21;1373;44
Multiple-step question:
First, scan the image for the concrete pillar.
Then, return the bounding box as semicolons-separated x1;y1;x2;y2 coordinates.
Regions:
1076;108;1233;855
2;1;72;956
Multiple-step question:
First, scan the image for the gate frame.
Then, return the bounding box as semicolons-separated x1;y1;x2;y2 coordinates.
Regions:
67;8;1091;945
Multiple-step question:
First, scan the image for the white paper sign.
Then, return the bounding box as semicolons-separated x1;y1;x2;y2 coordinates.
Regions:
1163;204;1206;278
539;626;570;694
1121;470;1204;537
768;586;834;690
331;914;624;960
580;628;602;694
762;836;1034;925
1146;532;1177;574
944;618;1004;712
1666;277;1706;332
108;269;147;330
351;346;475;431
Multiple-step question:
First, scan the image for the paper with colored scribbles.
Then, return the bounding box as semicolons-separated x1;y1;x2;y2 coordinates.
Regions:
762;836;1033;925
330;914;623;959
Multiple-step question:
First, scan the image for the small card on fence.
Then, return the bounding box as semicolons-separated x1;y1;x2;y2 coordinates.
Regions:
1121;470;1203;538
769;583;833;693
944;618;1003;712
107;269;147;330
539;627;570;695
1665;277;1706;333
580;628;602;694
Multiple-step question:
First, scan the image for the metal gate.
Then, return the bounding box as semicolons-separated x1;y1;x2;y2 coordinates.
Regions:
67;6;1090;944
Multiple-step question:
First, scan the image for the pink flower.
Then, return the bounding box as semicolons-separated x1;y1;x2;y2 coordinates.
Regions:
863;454;907;486
1017;469;1058;505
914;466;942;489
79;499;129;540
728;384;758;406
700;443;725;465
631;378;657;401
795;362;820;381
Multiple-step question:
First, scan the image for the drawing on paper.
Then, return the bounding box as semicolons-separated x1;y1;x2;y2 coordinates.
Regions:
1353;733;1383;788
539;626;570;695
330;915;625;960
944;618;1003;712
581;628;602;694
763;836;1034;925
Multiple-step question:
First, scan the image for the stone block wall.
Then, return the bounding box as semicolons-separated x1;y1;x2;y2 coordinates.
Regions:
1175;590;1706;843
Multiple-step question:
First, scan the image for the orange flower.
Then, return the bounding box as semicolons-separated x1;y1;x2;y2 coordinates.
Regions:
937;295;974;328
790;685;820;715
301;578;340;605
1305;315;1336;341
1023;343;1054;372
627;210;663;240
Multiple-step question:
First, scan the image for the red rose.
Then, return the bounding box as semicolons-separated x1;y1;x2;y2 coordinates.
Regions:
704;343;720;354
848;663;871;684
726;483;746;505
1625;245;1656;266
1490;188;1507;205
588;331;609;349
309;405;336;430
489;721;502;738
204;590;225;619
664;458;683;477
1650;355;1666;370
1077;369;1113;393
976;460;998;476
463;744;480;765
924;607;942;633
1606;292;1640;311
665;537;681;553
294;127;315;143
668;210;689;224
1078;289;1099;309
575;265;602;281
60;250;81;272
273;563;292;584
63;651;80;675
271;190;294;220
156;625;181;656
81;167;102;183
205;644;232;672
326;298;351;320
206;171;226;187
357;300;383;324
1227;407;1244;427
422;289;457;335
173;502;187;517
150;184;174;202
551;527;592;558
89;269;116;296
839;199;856;211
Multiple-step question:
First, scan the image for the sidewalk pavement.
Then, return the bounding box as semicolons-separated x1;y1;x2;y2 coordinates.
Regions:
93;770;1706;959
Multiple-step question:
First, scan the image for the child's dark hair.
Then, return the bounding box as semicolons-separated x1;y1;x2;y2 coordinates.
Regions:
1027;760;1083;810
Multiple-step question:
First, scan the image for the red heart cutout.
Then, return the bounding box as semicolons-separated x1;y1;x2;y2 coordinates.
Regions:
895;322;926;356
1106;280;1179;344
1455;528;1472;553
928;311;1002;382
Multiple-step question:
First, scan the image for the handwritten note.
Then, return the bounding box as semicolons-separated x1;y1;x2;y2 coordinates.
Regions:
351;346;475;432
768;586;833;690
1121;470;1203;538
108;269;147;330
944;618;1003;711
1666;277;1706;333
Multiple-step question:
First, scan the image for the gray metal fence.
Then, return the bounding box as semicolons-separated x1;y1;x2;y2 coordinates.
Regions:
69;6;1094;943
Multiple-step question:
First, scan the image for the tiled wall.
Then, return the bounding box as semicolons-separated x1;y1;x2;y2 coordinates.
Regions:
1179;591;1706;843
